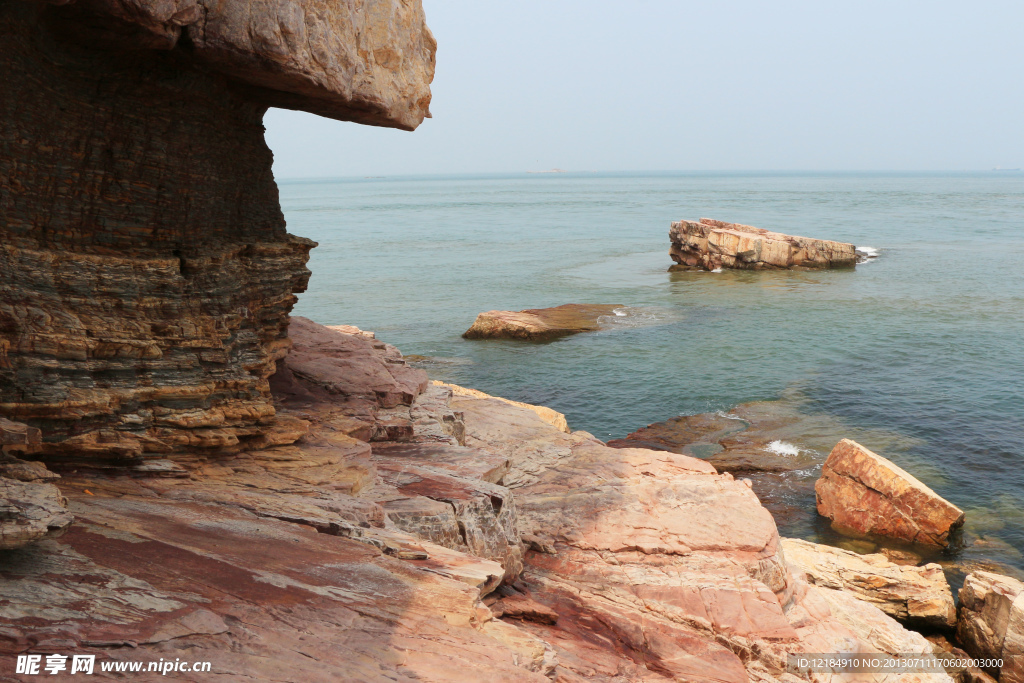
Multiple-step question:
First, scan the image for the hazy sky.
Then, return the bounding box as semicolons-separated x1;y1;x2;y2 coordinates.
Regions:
265;0;1023;178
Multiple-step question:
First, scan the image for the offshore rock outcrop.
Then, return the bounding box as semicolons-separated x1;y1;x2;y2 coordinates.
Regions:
463;304;624;341
0;1;435;462
669;218;858;271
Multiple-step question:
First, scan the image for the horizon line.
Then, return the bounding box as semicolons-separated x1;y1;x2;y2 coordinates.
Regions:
274;168;1023;183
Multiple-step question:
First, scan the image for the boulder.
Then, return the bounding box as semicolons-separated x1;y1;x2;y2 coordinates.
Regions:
0;477;74;549
669;218;858;271
463;304;623;341
815;439;964;547
782;537;956;628
434;381;570;433
957;571;1024;683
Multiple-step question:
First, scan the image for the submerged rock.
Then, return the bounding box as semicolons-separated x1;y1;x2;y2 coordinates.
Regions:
816;439;965;547
463;304;623;341
782;537;956;629
669;218;858;271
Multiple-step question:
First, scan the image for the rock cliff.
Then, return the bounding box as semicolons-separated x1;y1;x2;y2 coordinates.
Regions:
0;0;435;463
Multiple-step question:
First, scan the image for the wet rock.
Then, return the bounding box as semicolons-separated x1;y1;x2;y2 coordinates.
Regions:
957;571;1024;682
782;537;956;629
669;218;858;271
816;439;965;547
463;304;623;341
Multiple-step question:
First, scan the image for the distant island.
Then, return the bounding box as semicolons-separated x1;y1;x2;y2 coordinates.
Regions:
527;168;567;173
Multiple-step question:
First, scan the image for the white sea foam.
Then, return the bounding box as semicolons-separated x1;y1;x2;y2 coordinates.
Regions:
599;306;677;329
764;440;801;457
856;246;880;263
711;267;723;273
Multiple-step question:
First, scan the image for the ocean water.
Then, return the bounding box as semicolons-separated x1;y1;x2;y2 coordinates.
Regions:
283;171;1024;574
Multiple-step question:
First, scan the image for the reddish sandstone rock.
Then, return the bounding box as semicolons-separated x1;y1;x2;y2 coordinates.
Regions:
957;571;1024;683
782;537;956;629
669;218;858;271
463;304;623;341
815;439;964;547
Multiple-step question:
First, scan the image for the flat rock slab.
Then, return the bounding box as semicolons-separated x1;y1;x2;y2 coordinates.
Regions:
815;439;964;547
0;496;547;682
463;304;624;341
669;218;857;271
782;537;956;628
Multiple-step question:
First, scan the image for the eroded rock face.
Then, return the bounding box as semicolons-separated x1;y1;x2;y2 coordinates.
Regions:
669;218;858;271
816;439;965;547
783;537;956;629
0;1;434;462
463;304;623;341
957;571;1024;683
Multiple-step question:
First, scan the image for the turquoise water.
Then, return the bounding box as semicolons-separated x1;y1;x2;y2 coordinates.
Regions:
283;172;1024;571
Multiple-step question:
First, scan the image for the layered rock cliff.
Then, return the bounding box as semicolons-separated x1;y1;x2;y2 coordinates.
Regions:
0;0;435;463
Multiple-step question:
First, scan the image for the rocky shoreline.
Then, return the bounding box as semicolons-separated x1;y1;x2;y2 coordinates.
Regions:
2;317;1018;682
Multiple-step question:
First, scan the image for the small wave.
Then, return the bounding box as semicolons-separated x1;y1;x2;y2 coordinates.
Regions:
856;246;880;263
599;306;676;329
711;267;723;273
764;440;801;457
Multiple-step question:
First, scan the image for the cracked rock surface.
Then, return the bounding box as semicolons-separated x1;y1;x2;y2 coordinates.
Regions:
0;319;955;681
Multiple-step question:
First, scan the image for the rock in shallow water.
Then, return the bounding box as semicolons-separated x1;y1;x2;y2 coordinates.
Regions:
463;304;624;341
816;439;965;547
669;218;858;271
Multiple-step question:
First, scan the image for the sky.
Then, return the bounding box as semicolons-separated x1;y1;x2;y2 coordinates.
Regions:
265;0;1024;178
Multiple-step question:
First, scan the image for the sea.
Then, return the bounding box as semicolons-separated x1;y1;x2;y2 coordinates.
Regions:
282;171;1024;579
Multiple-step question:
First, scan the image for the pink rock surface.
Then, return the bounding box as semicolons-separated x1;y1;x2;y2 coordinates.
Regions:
816;439;964;547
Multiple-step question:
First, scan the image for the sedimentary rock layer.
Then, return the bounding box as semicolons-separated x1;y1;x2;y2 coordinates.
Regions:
463;304;623;341
669;218;857;270
783;537;956;629
816;439;965;547
0;1;434;461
